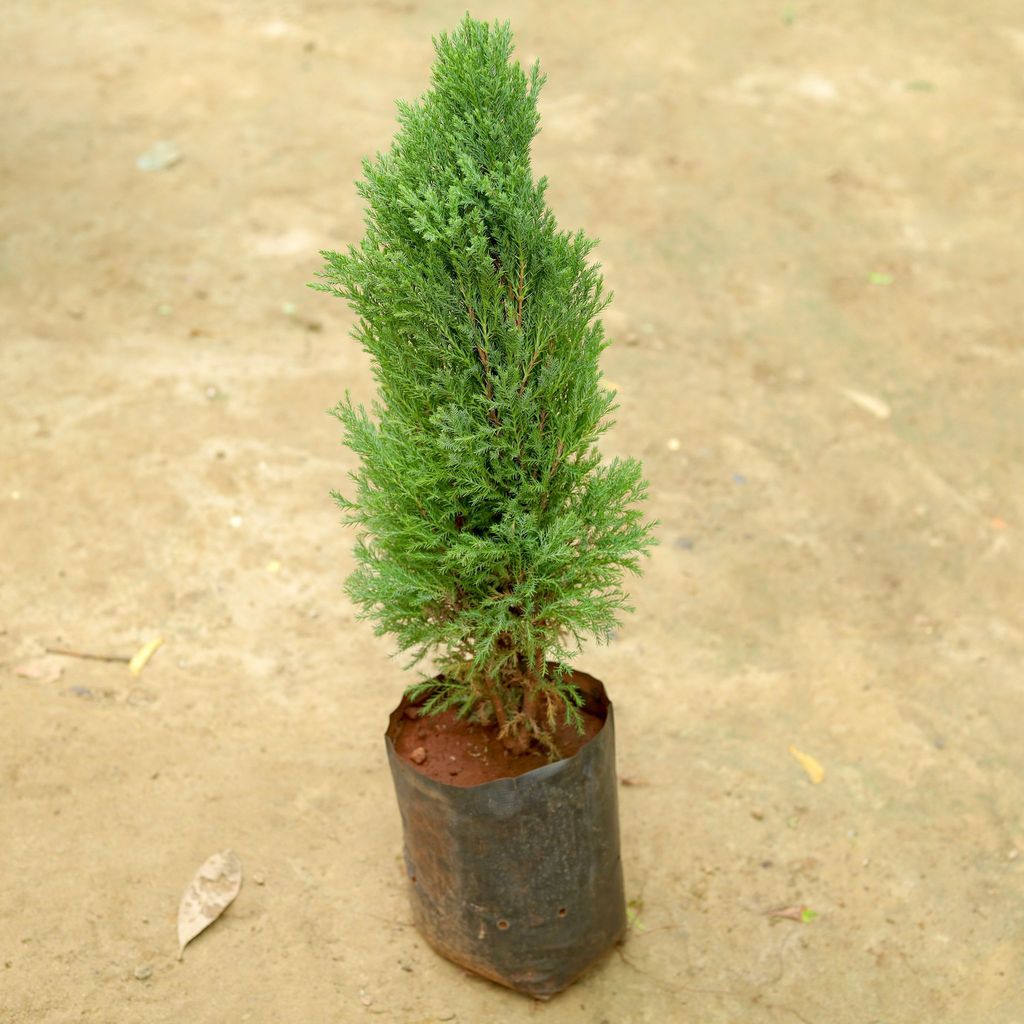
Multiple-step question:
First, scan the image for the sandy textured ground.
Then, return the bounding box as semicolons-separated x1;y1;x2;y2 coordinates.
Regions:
3;2;1023;1021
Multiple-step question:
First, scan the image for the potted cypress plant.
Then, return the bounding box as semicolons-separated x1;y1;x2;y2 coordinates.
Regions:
313;15;655;998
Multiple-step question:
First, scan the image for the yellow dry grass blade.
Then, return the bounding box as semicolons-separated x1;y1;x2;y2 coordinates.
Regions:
788;745;825;784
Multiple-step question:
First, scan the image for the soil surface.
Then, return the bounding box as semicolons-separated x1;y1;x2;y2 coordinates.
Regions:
392;698;605;786
3;2;1024;1023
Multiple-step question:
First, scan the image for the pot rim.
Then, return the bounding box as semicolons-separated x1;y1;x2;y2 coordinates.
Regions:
385;666;612;791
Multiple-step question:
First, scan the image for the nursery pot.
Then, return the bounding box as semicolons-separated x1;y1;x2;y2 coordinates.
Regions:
384;669;626;999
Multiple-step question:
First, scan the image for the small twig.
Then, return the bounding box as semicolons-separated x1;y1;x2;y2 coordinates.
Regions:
614;945;739;1001
758;1000;818;1024
624;923;677;937
45;647;131;664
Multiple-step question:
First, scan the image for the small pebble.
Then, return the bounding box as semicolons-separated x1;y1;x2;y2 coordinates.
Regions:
253;873;266;885
136;139;182;172
411;747;427;765
666;437;681;451
133;964;153;981
438;1014;456;1022
359;990;372;1007
750;809;764;821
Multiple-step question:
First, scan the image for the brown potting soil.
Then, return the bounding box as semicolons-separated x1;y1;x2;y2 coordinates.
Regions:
393;703;606;787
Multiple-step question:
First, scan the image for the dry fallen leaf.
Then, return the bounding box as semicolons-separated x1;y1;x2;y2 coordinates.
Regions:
129;636;164;676
177;849;242;959
840;387;891;420
14;658;63;684
788;745;825;784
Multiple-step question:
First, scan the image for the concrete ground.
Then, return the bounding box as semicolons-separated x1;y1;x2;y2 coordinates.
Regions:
2;2;1022;1021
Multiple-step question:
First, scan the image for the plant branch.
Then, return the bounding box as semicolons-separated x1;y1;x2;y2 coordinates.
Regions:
518;344;541;396
515;255;525;328
476;344;499;425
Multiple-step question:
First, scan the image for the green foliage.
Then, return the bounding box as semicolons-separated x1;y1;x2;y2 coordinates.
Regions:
312;15;655;750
